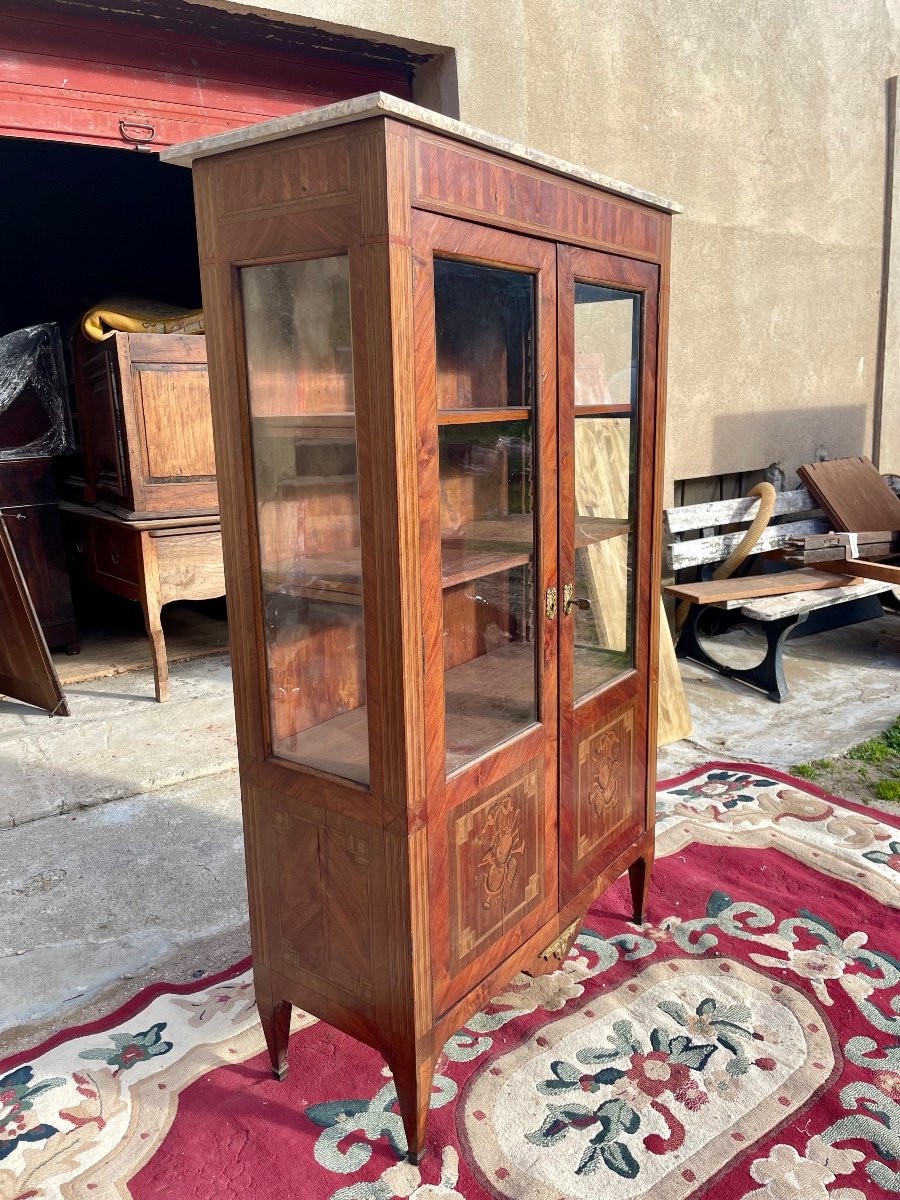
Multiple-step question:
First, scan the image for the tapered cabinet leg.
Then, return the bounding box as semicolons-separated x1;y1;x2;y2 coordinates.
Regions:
257;986;292;1081
390;1044;436;1165
628;853;654;924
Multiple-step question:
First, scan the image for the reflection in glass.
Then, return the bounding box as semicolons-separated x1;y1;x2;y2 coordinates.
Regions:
574;284;639;408
439;420;537;773
242;256;369;784
434;260;534;411
571;281;640;700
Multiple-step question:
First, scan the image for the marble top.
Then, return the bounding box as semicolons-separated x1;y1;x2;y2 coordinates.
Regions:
160;91;681;214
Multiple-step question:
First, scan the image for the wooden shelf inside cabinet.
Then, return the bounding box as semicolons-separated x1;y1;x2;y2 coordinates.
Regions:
263;550;363;606
575;517;631;547
254;412;357;440
438;407;531;425
277;641;539;783
574;403;634;417
440;515;533;588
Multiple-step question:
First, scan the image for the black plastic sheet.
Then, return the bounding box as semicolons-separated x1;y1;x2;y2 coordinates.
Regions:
0;323;73;460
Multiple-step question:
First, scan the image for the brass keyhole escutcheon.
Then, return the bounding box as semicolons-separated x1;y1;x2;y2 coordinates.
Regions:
545;587;558;621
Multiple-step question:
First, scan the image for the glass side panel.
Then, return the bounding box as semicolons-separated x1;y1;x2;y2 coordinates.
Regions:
574;283;639;408
572;280;640;701
434;260;535;411
439;418;537;773
241;256;369;785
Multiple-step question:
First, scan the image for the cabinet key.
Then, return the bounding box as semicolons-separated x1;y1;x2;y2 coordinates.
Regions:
563;582;592;616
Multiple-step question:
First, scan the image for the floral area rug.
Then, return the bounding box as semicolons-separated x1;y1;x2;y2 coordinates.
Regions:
4;762;900;1200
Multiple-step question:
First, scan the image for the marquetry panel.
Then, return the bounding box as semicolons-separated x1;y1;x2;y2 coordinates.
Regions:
449;758;545;974
574;705;639;872
272;807;377;1009
217;134;351;217
411;133;661;259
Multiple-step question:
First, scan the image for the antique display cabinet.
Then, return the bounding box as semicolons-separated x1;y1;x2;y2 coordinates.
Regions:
163;94;678;1162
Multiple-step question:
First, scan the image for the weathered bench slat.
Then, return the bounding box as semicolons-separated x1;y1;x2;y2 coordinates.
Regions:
667;518;830;572
738;578;891;621
664;485;821;535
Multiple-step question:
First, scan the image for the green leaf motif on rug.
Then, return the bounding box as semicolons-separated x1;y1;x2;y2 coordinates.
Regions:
77;1021;173;1075
525;996;762;1180
0;1065;65;1162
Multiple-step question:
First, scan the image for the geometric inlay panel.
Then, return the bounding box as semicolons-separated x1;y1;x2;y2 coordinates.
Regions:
273;811;376;1010
449;757;545;974
574;706;636;870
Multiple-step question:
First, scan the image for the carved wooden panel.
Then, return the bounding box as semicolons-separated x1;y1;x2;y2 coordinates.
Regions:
272;807;376;1009
217;134;351;217
449;758;545;974
574;706;638;873
411;133;661;259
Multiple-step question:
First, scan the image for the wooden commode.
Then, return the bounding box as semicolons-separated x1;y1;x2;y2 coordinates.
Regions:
74;332;218;520
61;502;225;701
163;93;677;1162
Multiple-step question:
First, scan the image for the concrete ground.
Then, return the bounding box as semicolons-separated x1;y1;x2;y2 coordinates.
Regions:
1;613;897;1060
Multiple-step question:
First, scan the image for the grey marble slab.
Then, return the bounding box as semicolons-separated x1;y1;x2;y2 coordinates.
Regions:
160;91;681;214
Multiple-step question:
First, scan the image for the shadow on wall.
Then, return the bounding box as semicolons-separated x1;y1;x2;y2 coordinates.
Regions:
711;405;869;483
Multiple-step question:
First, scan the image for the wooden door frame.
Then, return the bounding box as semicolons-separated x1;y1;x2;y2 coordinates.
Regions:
557;245;660;905
410;209;560;1017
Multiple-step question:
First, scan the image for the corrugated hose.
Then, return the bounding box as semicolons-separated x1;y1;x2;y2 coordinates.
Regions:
674;481;777;633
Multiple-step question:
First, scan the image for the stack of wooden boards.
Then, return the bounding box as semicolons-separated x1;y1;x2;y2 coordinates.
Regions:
663;457;899;703
785;457;900;587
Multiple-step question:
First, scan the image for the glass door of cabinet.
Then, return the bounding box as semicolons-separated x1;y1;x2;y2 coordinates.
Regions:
413;213;560;1015
557;246;659;905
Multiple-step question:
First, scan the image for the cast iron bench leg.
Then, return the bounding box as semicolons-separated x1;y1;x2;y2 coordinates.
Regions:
675;604;810;703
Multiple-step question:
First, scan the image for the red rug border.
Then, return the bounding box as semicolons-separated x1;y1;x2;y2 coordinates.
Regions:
0;956;252;1075
4;760;896;1075
660;758;900;827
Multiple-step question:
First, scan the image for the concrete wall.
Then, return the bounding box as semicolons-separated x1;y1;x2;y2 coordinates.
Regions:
196;0;900;488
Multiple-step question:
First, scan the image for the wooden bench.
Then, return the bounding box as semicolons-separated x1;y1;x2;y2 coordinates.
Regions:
664;478;899;703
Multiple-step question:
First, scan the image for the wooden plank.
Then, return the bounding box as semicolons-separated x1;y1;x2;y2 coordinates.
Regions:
739;578;890;621
657;607;691;747
804;557;900;586
798;457;900;533
790;530;896;548
0;515;68;715
666;517;829;571
663;485;820;535
665;568;854;607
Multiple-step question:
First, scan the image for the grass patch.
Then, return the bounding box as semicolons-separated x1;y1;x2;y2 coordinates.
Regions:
875;779;900;804
790;763;818;780
793;715;900;806
790;760;833;780
848;738;894;765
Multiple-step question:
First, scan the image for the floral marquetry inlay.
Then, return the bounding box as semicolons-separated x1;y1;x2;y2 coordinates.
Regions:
587;725;624;820
478;794;526;909
450;760;545;972
575;707;637;870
